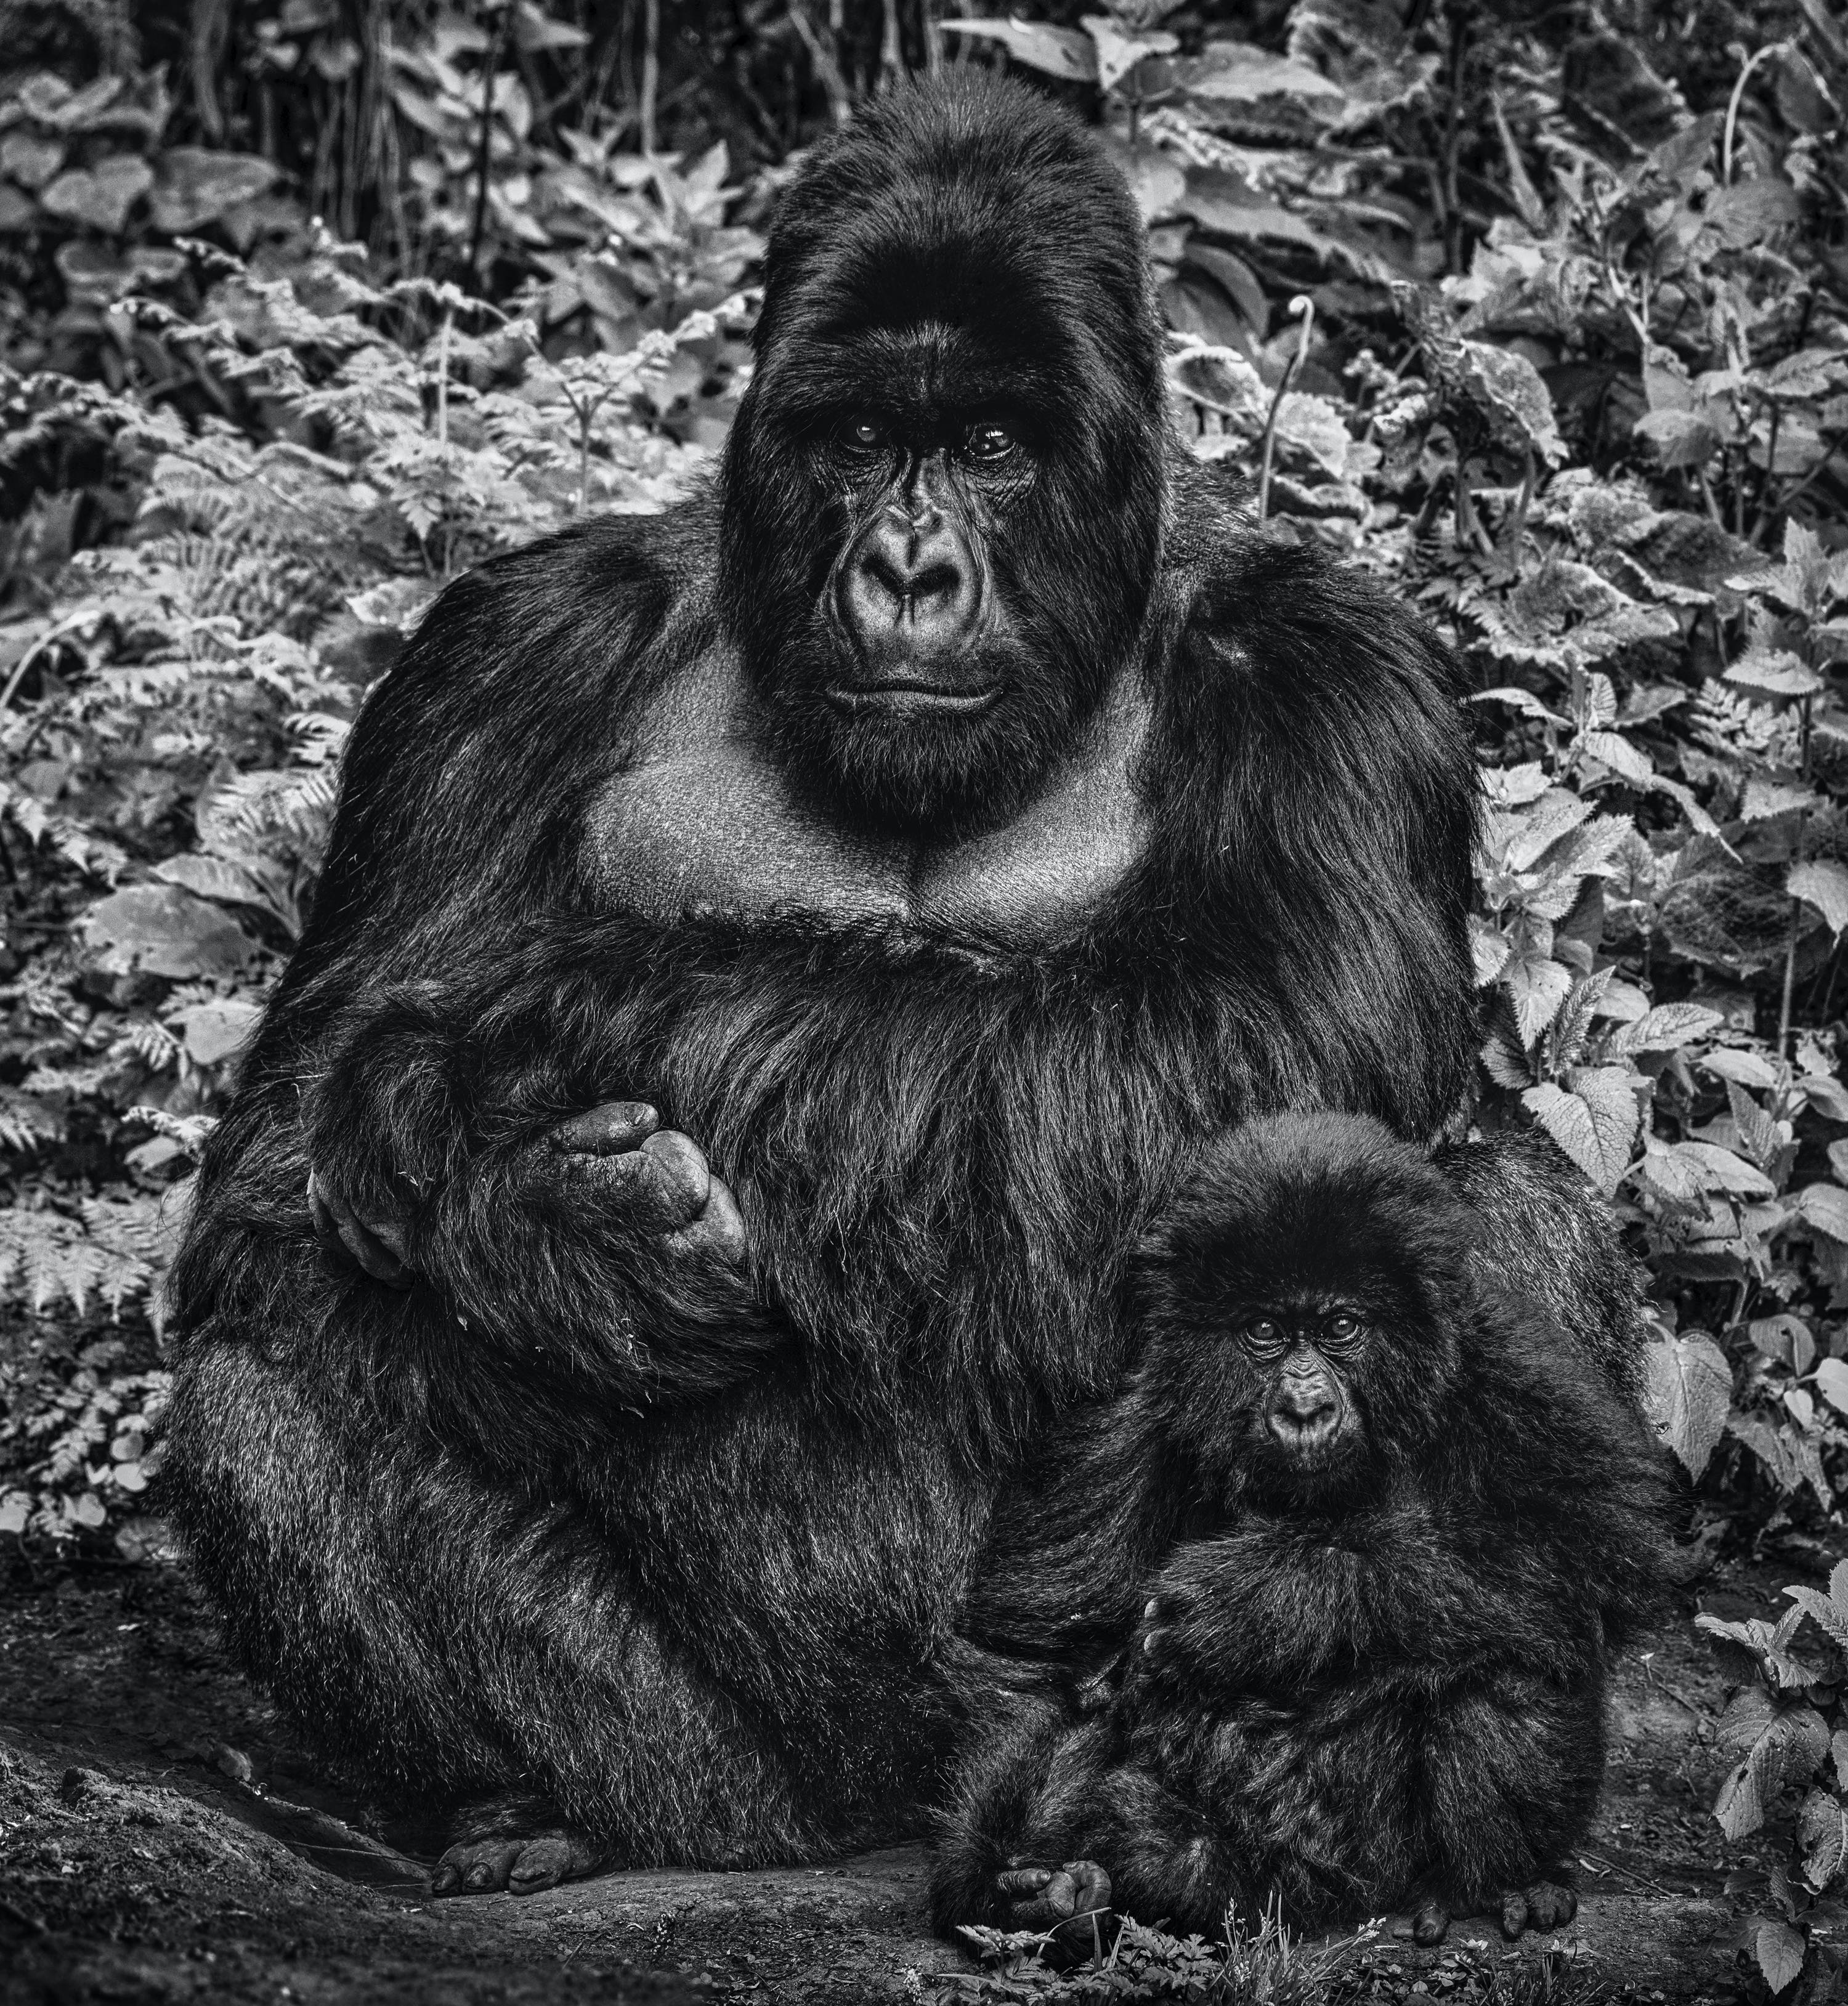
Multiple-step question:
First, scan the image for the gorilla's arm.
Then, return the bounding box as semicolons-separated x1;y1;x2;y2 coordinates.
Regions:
172;509;783;1396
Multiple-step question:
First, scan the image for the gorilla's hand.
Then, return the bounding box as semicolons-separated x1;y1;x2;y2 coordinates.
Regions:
995;1859;1112;1963
310;1099;746;1284
543;1102;747;1263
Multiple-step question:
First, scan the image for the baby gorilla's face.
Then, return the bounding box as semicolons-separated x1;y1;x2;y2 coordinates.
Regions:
1231;1296;1375;1489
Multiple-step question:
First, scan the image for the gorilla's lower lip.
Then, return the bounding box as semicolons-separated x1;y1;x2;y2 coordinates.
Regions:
827;682;1002;716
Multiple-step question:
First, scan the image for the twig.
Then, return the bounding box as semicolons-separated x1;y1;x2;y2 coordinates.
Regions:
1257;296;1315;525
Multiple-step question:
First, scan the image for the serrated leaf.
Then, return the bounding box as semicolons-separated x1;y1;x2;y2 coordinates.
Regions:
1504;952;1574;1046
1610;1002;1724;1055
1755;1915;1806;1992
1744;777;1825;820
1506;788;1595;872
1672;1140;1778;1197
1785;1586;1848;1656
1789;860;1848;936
1469;916;1512;985
1581;729;1655;785
1725;651;1826;697
1473;686;1569;724
1525;1068;1639;1194
1645;1330;1732;1477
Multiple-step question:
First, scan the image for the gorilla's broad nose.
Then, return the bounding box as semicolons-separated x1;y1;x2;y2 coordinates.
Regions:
1270;1379;1339;1448
839;504;981;666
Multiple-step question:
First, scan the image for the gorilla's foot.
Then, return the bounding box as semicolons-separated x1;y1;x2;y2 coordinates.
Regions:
431;1798;602;1897
1500;1878;1578;1938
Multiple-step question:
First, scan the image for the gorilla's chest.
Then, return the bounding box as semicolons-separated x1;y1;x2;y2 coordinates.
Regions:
584;649;1150;944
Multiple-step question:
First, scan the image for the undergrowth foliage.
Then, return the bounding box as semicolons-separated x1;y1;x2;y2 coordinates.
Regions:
4;0;1848;1993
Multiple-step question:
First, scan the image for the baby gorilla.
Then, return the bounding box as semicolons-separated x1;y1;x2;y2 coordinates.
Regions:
933;1112;1669;1949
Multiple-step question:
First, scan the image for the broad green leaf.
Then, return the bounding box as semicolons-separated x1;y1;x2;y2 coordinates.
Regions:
1785;1585;1848;1656
1504;952;1573;1046
1082;17;1179;91
1580;729;1653;785
939;18;1098;79
1700;1046;1780;1090
1525;1069;1639;1194
1743;777;1825;820
1798;1184;1848;1241
1804;1074;1848;1120
1815;1358;1848;1418
1789;860;1848;936
1797;1790;1848;1891
1725;650;1826;697
1644;1330;1731;1478
1754;1915;1806;1992
81;884;254;981
1610;1002;1724;1055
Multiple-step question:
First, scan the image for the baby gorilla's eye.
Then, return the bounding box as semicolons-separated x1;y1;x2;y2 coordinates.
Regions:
1244;1318;1286;1352
1326;1312;1363;1344
965;423;1017;463
845;418;886;450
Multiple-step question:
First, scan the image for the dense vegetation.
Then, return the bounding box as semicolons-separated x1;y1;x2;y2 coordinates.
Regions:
3;0;1847;1991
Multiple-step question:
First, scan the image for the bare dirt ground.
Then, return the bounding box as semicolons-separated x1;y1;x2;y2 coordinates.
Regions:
0;1544;1825;2005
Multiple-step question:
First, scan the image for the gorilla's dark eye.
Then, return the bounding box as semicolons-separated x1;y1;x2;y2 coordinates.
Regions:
1244;1318;1286;1353
965;423;1017;463
845;418;886;451
1326;1313;1363;1345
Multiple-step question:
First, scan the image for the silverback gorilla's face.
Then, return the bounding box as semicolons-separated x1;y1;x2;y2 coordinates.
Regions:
717;78;1169;840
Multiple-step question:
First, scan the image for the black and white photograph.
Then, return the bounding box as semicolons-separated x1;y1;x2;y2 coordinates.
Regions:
3;2;1848;2000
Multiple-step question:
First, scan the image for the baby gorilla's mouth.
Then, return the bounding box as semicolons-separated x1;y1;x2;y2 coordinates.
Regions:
825;681;1002;717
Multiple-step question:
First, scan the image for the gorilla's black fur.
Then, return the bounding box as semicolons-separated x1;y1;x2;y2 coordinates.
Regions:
933;1114;1668;1944
162;75;1639;1884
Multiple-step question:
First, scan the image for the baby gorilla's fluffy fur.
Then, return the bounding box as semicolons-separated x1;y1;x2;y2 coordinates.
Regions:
933;1113;1669;1946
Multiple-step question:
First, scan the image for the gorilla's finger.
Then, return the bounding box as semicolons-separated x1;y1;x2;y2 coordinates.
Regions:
1066;1862;1111;1919
1009;1864;1077;1928
997;1867;1053;1896
1411;1901;1449;1946
549;1102;659;1156
634;1128;713;1224
1143;1598;1161;1621
557;1128;711;1232
1141;1628;1167;1654
309;1171;410;1287
666;1170;748;1264
1499;1888;1531;1939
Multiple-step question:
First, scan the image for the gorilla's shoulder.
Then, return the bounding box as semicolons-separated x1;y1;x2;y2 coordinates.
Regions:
385;492;720;716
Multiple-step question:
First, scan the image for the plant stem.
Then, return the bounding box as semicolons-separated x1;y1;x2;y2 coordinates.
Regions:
436;307;452;445
468;6;510;287
1723;42;1786;186
1257;297;1315;525
641;0;660;153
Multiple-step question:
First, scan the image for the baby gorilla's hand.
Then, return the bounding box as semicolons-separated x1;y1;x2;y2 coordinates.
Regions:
995;1859;1112;1964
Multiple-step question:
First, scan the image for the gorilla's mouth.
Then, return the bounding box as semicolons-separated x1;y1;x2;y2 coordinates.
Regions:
825;681;1002;718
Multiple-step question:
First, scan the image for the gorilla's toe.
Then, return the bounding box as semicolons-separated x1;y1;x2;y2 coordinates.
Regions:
432;1826;601;1898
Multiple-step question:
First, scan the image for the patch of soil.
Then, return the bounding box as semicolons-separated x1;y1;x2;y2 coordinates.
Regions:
0;1544;1826;2004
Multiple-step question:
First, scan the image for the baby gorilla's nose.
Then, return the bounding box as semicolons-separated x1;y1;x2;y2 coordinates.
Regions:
1270;1376;1340;1449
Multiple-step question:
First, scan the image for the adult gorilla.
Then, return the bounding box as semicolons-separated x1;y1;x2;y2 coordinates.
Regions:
164;73;1641;1895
